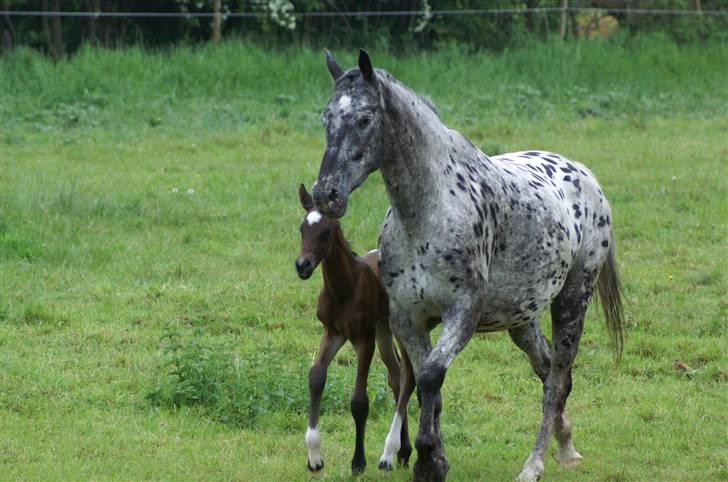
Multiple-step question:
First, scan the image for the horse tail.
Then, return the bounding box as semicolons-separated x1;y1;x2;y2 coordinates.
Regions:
596;232;625;365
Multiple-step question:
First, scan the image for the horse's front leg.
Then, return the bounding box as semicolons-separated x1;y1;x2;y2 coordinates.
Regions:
378;342;416;471
350;336;376;475
306;331;346;473
413;301;480;482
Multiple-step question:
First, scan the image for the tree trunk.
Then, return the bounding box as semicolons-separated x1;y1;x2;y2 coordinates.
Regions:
2;0;15;51
86;0;99;45
559;0;568;39
524;0;538;32
50;0;64;58
211;0;222;43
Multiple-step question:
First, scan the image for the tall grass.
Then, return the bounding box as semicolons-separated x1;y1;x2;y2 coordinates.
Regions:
2;35;726;142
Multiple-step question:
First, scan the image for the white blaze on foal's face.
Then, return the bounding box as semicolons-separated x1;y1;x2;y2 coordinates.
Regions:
306;211;322;225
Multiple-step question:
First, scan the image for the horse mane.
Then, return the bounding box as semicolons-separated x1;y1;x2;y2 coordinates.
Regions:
336;67;440;119
378;69;440;119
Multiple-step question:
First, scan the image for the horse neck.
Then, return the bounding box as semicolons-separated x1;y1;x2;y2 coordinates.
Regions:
321;223;356;299
380;81;451;230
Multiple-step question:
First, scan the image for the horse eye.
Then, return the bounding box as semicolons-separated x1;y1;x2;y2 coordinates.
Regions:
357;117;371;129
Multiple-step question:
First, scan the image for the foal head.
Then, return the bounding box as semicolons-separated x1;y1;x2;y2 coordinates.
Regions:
296;183;340;280
313;49;385;218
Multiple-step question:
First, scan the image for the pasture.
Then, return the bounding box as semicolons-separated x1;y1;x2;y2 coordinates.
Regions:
1;38;727;481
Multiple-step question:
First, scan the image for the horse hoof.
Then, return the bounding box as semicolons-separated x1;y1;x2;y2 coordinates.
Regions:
378;459;394;471
555;449;583;467
516;460;544;482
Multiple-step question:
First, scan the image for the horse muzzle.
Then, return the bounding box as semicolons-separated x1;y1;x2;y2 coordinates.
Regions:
312;182;348;218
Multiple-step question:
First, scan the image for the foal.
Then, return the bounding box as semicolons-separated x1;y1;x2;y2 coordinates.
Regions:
295;184;412;475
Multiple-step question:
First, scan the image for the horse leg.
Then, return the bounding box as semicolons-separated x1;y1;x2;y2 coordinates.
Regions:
306;331;346;473
350;336;375;475
378;341;416;470
517;279;593;482
413;302;480;482
509;322;583;468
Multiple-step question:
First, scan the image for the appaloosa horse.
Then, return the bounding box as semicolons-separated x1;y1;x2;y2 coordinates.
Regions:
312;50;624;482
295;184;413;475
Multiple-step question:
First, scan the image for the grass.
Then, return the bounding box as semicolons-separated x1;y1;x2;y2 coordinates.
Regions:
1;37;727;481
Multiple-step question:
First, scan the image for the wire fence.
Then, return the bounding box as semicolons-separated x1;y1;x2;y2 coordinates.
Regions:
2;7;726;18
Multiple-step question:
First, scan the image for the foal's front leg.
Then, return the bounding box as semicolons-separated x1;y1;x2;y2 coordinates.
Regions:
306;331;346;473
350;337;376;475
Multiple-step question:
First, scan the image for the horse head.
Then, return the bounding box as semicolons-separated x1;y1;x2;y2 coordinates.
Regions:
313;49;385;218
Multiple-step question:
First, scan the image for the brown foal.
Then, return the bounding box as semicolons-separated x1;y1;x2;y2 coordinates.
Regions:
295;184;412;475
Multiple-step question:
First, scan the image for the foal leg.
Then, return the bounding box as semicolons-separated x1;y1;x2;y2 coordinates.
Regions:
350;337;376;475
306;331;346;473
509;322;583;468
378;344;416;470
517;282;592;482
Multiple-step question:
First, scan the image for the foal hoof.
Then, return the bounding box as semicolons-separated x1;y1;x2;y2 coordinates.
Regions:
307;459;324;477
351;458;366;476
378;459;394;471
397;443;413;467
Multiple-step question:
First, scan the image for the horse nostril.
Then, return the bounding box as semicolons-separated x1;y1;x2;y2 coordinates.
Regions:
327;189;338;202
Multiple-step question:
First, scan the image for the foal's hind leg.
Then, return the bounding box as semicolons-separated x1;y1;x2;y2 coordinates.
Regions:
306;331;346;473
376;326;413;469
350;337;376;475
517;281;593;482
509;322;582;469
378;343;416;470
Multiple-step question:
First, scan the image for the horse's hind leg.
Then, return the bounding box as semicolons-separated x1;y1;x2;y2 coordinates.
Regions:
350;337;375;475
306;331;346;473
517;279;593;482
509;322;583;468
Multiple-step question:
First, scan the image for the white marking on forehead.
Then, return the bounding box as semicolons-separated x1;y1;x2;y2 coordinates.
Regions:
306;211;322;225
338;95;352;110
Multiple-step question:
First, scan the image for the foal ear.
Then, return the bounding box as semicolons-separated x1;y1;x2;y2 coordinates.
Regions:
324;49;344;81
358;48;375;83
299;183;314;211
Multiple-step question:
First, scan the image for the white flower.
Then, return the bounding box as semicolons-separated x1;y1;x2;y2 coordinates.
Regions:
187;188;195;195
171;188;179;194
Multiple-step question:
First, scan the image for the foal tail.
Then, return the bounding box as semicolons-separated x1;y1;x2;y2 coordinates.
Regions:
596;235;625;365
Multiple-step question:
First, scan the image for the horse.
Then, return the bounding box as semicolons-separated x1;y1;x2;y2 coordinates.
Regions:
294;183;414;476
311;50;624;482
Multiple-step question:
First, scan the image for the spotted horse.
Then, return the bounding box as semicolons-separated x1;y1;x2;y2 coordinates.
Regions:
312;49;625;482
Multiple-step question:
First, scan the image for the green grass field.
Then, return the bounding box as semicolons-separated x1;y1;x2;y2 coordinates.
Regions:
1;38;727;481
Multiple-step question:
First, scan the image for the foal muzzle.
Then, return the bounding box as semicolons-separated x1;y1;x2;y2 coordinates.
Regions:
295;256;315;280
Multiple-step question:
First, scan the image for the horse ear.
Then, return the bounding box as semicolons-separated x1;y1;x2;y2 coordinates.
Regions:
358;48;375;83
325;49;344;81
299;183;314;211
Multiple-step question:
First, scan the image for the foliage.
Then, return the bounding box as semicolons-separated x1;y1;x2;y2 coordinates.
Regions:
147;327;393;428
1;0;726;54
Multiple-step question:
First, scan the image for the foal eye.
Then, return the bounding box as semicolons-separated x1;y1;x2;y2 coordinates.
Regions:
357;117;371;129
